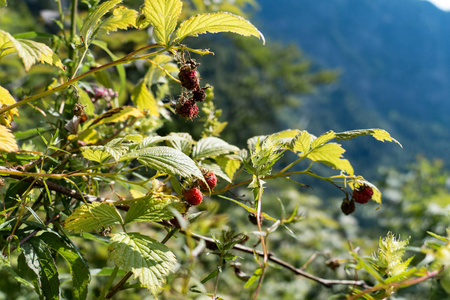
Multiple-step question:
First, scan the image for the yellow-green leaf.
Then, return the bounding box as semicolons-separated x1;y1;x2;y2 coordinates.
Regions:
0;0;7;8
307;143;354;175
0;85;19;127
0;30;63;71
141;0;183;45
311;130;336;148
90;106;145;127
335;128;402;147
131;81;159;116
0;125;18;152
174;12;265;44
80;0;122;45
64;202;123;233
371;129;402;147
99;6;137;34
292;130;311;154
80;147;111;163
0;31;15;59
216;156;241;182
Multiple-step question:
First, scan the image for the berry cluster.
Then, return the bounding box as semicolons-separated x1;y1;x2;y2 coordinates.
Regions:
340;184;374;215
181;170;218;206
175;58;209;119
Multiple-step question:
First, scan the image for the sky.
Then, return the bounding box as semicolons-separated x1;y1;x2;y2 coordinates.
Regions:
425;0;450;10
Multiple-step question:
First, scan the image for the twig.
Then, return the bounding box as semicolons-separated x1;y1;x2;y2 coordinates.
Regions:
0;167;103;203
186;232;371;289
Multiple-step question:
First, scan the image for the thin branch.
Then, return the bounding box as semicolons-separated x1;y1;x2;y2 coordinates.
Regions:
0;167;103;203
186;232;371;289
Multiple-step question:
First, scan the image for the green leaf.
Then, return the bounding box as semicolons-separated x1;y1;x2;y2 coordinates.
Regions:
307;143;354;175
335;128;402;147
131;80;159;115
0;254;34;288
201;269;219;284
99;6;137;34
64;202;123;233
0;0;6;8
192;137;240;160
174;12;265;44
80;0;122;46
427;231;449;242
0;30;63;71
22;238;60;300
441;268;450;294
39;232;90;299
125;146;204;180
124;195;186;224
141;0;183;45
165;132;193;155
244;267;262;288
108;232;177;298
81;138;131;162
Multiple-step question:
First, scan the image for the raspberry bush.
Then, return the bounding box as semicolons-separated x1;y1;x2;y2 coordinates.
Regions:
0;1;449;299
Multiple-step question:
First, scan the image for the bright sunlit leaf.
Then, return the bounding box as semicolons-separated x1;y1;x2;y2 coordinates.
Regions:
175;12;265;44
141;0;183;45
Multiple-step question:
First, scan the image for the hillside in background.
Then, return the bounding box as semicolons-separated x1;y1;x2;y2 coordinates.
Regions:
255;0;450;172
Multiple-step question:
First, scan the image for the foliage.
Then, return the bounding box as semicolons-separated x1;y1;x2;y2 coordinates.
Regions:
0;0;447;299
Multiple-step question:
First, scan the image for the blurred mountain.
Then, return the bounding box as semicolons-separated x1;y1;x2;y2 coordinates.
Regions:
255;0;450;172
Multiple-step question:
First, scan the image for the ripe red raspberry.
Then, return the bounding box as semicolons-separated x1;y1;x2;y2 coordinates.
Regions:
178;60;200;90
352;185;374;204
200;171;217;191
340;199;355;215
183;187;203;206
175;98;199;119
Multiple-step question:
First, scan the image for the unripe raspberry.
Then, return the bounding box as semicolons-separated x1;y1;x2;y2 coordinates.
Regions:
175;98;199;119
200;171;217;191
352;185;374;204
341;199;355;215
183;187;203;206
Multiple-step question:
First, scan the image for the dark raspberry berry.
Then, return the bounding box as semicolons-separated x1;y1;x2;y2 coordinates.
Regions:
183;187;203;206
178;60;200;90
192;88;206;102
341;199;356;215
175;98;199;119
248;213;264;225
200;171;217;191
352;185;374;204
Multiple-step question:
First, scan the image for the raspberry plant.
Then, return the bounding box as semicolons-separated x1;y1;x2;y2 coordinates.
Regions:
0;0;449;299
